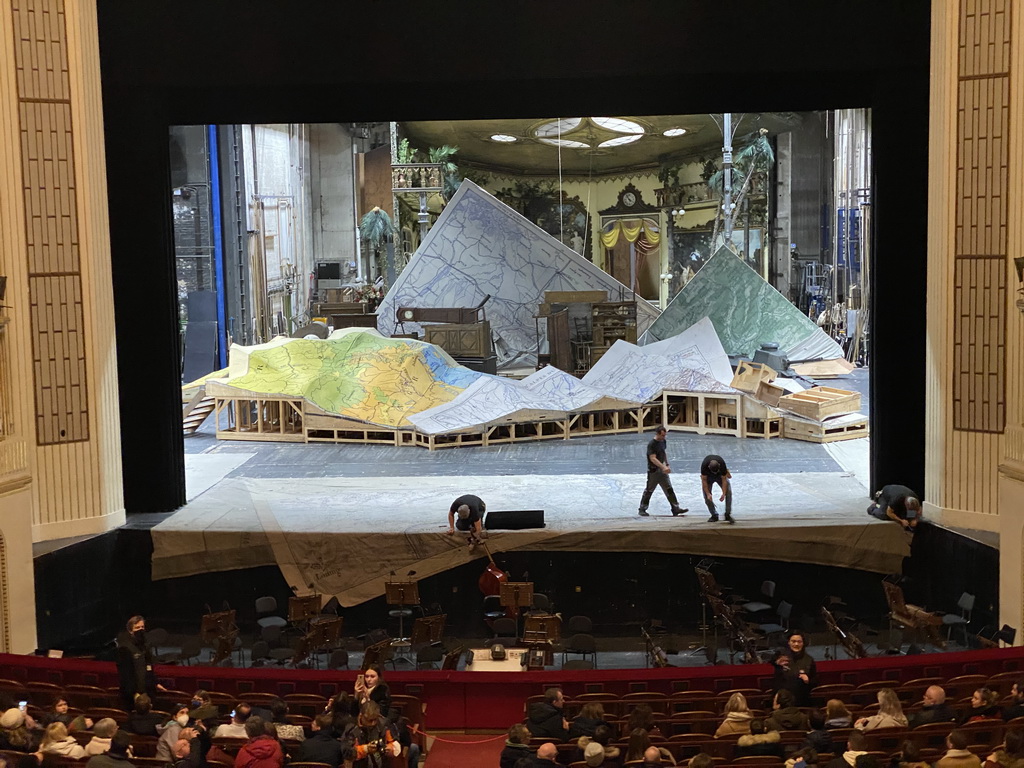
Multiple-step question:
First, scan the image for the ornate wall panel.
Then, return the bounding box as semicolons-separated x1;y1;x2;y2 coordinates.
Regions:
953;0;1011;435
11;0;88;446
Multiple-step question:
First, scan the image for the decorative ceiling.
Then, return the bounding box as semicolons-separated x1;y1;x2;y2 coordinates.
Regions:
400;112;807;177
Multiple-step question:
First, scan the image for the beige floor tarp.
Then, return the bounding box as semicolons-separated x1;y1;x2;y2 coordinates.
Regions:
152;471;906;606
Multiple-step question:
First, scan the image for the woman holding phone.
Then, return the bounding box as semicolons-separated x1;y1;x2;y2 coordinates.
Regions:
353;664;392;722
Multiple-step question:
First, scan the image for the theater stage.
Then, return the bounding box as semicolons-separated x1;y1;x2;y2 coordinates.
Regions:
154;428;907;606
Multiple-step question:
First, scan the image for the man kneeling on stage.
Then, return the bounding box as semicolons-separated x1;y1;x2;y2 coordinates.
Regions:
448;494;486;548
867;484;922;532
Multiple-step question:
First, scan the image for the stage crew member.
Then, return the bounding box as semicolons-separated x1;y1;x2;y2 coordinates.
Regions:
867;484;922;531
701;455;733;523
638;426;687;517
772;631;817;706
448;494;486;548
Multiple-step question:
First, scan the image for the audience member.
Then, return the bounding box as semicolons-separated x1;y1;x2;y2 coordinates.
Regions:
856;756;882;768
511;759;534;768
215;704;252;739
85;718;120;756
40;722;86;758
626;704;664;739
855;689;908;731
825;699;854;729
353;664;393;722
266;699;304;742
0;708;39;753
526;687;568;741
156;707;192;762
115;615;157;708
86;730;135;768
583;741;613;768
576;724;620;766
715;692;753;738
892;740;930;768
625;728;675;764
767;689;811;731
500;723;533;768
40;696;91;731
986;728;1024;768
292;713;342;768
570;702;611;739
773;631;818;706
535;742;558;765
642;746;663;765
325;692;355;737
342;701;399;768
124;694;162;737
690;755;715;768
910;686;957;729
964;688;1002;723
824;731;868;768
1005;684;1024;722
235;717;283;768
804;712;834;754
936;730;983;768
736;719;784;759
391;715;420;768
188;691;219;722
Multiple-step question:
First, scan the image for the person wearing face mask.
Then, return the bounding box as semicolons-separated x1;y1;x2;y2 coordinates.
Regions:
156;706;193;762
116;615;157;708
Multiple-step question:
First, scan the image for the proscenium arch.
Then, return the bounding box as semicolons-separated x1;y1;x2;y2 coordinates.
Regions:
96;1;930;513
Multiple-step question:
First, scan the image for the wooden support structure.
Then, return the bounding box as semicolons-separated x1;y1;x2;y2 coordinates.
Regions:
783;412;869;443
214;396;305;442
662;390;745;438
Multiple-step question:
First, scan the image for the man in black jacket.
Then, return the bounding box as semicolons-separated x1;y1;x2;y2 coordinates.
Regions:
526;688;568;741
293;714;343;768
771;632;817;706
116;616;161;709
909;686;957;728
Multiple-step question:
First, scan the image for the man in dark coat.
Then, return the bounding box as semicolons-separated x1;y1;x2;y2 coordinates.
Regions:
292;714;343;768
526;688;568;741
86;730;136;768
115;615;157;709
772;631;817;706
909;686;957;728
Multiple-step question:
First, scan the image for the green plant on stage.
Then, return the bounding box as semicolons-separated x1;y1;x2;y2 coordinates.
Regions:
707;128;774;248
428;144;462;200
359;207;397;286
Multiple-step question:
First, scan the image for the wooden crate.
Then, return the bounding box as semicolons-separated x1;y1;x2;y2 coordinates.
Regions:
745;415;783;439
783;412;869;443
756;380;786;407
730;361;777;393
778;386;860;420
214;397;306;442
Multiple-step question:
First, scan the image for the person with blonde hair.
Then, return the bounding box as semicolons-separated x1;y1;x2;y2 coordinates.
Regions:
825;699;853;729
963;687;1001;723
716;692;754;738
41;721;87;758
854;688;907;731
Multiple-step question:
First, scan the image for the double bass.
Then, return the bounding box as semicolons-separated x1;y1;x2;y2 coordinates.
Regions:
478;541;518;620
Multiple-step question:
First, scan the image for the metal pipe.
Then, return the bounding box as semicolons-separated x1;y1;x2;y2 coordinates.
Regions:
207;125;228;368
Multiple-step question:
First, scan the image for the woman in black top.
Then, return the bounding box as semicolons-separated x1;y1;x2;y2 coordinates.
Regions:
353;664;392;722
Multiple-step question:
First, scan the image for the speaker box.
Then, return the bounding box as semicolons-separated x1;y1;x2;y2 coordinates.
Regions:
484;510;545;530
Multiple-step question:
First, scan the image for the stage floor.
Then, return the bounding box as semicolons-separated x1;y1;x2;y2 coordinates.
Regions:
154;402;909;606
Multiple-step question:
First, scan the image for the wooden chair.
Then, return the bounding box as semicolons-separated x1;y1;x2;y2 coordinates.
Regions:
911;721;956;749
733;757;785;765
945;675;989;699
89;707;129;723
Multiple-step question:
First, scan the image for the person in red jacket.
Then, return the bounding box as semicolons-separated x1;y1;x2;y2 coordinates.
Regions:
234;718;283;768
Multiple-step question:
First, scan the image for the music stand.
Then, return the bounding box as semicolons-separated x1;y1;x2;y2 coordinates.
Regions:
385;580;420;651
288;594;321;627
410;614;446;647
523;614;561;644
201;609;239;665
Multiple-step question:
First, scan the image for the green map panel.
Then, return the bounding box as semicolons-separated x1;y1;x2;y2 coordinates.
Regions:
224;332;480;428
643;247;843;360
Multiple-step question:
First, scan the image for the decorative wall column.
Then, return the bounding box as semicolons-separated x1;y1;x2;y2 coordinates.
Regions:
0;0;123;556
926;0;1012;529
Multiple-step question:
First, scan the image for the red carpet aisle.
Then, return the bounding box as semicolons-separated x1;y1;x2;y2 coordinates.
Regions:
423;733;505;767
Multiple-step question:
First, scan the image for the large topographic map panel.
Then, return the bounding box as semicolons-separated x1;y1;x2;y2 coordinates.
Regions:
208;330;481;428
641;246;844;361
376;180;659;366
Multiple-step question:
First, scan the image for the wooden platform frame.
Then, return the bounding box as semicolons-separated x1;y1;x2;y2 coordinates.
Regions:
214;396;305;442
662;391;744;438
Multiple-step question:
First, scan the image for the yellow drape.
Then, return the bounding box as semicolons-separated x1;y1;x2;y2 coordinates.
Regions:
600;219;661;248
